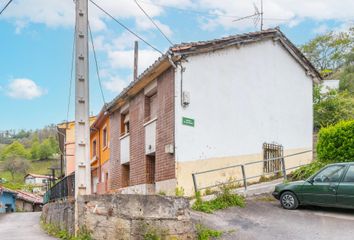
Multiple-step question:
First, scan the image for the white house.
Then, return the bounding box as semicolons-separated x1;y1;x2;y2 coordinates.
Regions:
107;28;321;196
24;174;54;194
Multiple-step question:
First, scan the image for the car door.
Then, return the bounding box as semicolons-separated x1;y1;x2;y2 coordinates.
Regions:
336;165;354;208
300;165;346;206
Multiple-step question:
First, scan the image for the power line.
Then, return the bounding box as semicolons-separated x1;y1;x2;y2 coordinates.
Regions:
88;21;106;105
89;0;164;55
134;0;173;45
66;25;76;124
0;0;13;15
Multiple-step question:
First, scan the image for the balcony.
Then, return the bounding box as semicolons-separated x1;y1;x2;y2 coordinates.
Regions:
120;134;130;164
144;118;157;155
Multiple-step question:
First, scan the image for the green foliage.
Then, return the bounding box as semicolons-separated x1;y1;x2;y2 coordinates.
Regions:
290;161;327;181
38;139;55;160
339;52;354;95
175;187;185;197
313;86;354;130
142;224;168;240
3;156;30;180
317;120;354;163
192;184;245;214
30;140;40;160
41;221;92;240
300;30;353;77
0;141;29;160
196;224;222;240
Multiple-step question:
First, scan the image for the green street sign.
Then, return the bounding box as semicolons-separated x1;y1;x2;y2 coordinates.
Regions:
182;117;195;127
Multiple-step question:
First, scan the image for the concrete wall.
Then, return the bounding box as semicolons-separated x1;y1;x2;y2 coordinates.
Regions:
42;194;195;239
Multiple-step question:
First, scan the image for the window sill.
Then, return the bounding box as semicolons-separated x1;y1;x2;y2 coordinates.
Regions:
119;133;130;140
143;117;157;127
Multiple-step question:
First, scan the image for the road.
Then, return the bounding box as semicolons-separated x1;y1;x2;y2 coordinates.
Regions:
192;195;354;240
0;212;56;240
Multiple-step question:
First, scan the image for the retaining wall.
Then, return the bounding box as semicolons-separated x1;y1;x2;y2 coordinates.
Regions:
41;194;195;240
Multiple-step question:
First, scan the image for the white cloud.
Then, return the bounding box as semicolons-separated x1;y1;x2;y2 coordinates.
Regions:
108;49;160;73
6;78;46;100
102;75;130;94
314;24;329;34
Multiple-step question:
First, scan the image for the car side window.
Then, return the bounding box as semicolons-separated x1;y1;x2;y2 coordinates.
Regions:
314;165;346;183
343;166;354;183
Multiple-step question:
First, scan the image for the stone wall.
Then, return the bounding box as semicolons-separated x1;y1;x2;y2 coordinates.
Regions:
41;194;196;240
41;200;75;235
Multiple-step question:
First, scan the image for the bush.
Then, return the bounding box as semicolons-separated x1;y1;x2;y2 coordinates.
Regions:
317;120;354;163
192;184;245;213
290;161;326;181
196;224;222;240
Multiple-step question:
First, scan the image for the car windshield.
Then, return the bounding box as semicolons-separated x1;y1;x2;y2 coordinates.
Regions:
313;165;346;183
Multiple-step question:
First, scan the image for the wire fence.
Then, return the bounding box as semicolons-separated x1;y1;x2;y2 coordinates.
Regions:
43;173;75;204
191;150;312;194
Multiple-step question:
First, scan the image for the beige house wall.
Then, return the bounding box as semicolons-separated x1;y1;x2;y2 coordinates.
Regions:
176;148;312;196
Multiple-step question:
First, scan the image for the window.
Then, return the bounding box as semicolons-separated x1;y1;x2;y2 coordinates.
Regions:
121;113;130;136
314;165;346;183
103;127;107;148
92;139;97;157
145;93;157;122
263;143;283;174
343;166;354;182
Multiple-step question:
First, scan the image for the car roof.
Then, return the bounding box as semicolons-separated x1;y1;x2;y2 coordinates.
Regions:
328;162;354;166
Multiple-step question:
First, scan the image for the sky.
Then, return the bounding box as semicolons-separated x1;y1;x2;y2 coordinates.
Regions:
0;0;353;131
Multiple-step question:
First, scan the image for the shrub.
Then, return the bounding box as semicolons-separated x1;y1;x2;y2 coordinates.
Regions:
196;224;222;240
290;161;326;181
192;184;245;213
317;120;354;163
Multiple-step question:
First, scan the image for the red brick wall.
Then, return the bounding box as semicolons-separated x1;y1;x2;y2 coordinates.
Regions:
156;68;175;181
109;66;175;191
108;111;121;190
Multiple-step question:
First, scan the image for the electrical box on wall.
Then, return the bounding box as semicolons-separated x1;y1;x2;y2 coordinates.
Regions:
165;144;174;154
182;91;190;106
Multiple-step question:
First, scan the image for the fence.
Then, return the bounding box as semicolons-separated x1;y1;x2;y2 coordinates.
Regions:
191;150;312;194
43;173;75;204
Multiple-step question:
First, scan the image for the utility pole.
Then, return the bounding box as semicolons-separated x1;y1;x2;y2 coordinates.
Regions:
74;0;91;234
133;41;139;81
260;0;264;31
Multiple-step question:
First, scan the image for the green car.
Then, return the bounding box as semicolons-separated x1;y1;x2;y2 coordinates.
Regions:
273;162;354;210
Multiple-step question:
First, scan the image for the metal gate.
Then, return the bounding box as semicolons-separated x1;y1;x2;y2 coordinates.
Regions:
263;143;283;174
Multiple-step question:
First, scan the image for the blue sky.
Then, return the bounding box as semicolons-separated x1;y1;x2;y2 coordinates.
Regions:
0;0;353;131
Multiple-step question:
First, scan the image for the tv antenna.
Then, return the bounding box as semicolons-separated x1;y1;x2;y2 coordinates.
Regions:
233;0;264;31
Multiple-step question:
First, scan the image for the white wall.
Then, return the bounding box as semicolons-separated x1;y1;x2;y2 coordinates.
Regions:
174;39;313;162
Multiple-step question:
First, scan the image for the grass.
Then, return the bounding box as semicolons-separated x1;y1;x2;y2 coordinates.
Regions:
192;184;245;214
196;224;223;240
0;158;60;190
41;221;92;240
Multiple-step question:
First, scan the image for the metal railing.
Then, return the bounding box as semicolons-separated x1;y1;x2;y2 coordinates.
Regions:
191;150;312;194
43;173;75;204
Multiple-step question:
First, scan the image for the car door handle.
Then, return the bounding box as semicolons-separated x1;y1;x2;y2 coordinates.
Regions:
329;184;337;192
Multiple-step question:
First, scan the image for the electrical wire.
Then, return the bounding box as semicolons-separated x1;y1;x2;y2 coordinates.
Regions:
66;25;76;124
0;0;13;15
88;21;106;105
134;0;173;45
89;0;164;55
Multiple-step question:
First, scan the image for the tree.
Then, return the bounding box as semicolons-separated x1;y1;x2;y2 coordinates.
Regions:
339;52;354;95
3;156;30;180
30;140;40;160
314;86;354;130
301;30;353;77
0;141;29;161
38;139;54;160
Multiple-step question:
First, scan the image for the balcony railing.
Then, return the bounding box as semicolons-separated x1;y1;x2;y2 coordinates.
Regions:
144;118;157;155
120;134;130;164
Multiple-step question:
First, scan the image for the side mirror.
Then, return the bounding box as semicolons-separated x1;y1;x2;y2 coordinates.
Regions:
307;179;314;184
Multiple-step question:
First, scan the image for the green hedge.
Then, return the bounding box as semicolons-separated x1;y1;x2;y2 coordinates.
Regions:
317;120;354;163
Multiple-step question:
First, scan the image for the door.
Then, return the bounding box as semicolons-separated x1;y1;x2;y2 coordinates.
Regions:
301;165;346;206
336;165;354;208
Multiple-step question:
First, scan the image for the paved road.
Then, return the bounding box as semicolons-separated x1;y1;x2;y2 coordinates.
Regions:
0;212;56;240
192;195;354;240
